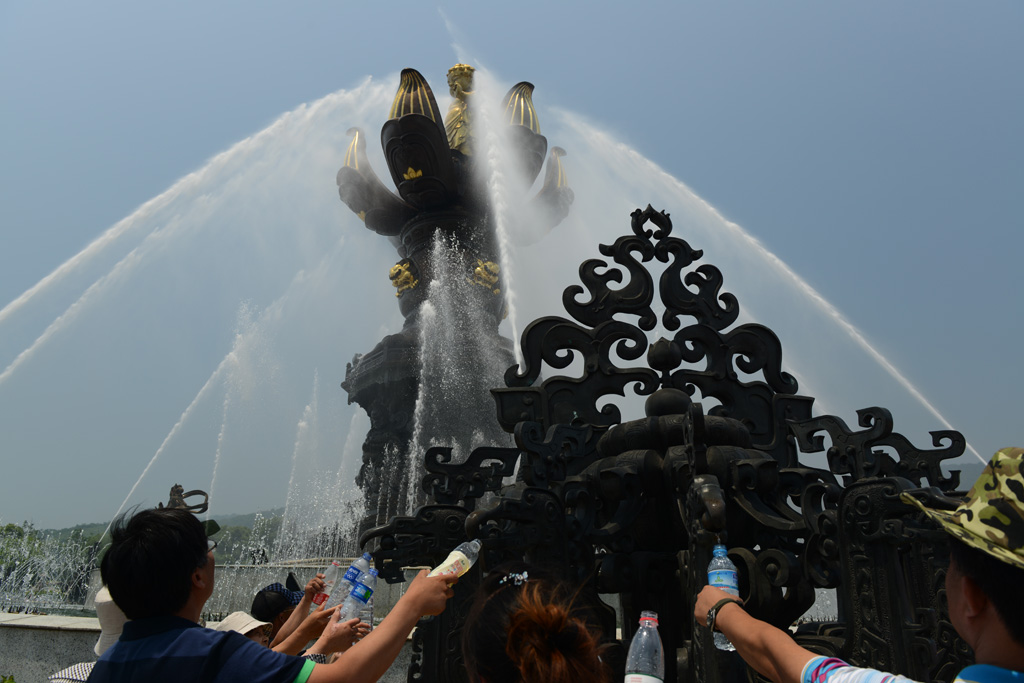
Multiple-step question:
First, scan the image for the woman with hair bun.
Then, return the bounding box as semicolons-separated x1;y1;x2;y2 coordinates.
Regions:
461;562;611;683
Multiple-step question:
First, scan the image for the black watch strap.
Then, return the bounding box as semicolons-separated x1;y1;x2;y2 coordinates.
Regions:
707;597;741;632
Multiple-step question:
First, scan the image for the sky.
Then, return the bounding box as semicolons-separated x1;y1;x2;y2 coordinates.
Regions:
1;1;1021;529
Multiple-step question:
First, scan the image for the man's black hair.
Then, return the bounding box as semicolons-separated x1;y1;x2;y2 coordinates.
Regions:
100;507;210;620
949;538;1024;646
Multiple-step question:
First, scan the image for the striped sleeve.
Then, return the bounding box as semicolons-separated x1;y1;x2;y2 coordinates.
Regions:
802;656;921;683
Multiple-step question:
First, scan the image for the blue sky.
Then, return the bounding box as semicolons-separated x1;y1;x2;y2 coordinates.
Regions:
1;2;1021;528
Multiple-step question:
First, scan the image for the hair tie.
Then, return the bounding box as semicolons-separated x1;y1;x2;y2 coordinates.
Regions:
498;570;529;587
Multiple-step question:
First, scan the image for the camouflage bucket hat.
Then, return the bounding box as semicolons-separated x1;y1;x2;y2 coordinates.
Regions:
901;447;1024;570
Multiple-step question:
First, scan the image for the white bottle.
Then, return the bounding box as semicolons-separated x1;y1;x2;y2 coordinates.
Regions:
338;567;378;622
427;539;481;578
624;610;664;682
324;552;373;609
707;543;740;651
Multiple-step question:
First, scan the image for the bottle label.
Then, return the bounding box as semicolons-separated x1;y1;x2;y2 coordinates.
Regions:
312;592;328;606
625;675;662;683
350;581;373;604
708;569;739;593
427;551;471;577
343;566;362;584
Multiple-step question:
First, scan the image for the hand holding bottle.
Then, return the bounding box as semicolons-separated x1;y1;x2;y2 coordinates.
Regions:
695;584;744;626
306;572;327;605
707;543;740;650
307;609;369;656
402;569;456;616
427;539;481;578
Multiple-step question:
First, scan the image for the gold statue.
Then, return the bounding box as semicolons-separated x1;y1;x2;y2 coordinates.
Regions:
390;259;419;296
445;64;475;155
468;259;501;295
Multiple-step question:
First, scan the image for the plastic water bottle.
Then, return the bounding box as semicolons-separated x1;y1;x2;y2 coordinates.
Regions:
358;594;374;632
707;543;739;651
624;610;664;682
313;560;343;606
427;539;481;578
338;568;378;622
323;553;373;608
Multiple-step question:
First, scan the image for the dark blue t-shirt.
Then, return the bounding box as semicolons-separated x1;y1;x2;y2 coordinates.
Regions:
87;615;311;683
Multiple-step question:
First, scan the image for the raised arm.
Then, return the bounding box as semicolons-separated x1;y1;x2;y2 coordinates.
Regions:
695;585;817;683
308;570;455;683
306;614;370;658
271;573;325;649
272;602;337;655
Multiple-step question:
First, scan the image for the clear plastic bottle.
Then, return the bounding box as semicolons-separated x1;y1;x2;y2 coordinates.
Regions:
338;567;378;622
313;560;343;606
357;594;374;632
427;539;481;578
707;543;739;651
323;552;373;609
624;610;664;682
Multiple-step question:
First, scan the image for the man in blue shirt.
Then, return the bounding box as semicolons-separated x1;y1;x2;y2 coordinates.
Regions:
695;447;1024;683
89;507;454;683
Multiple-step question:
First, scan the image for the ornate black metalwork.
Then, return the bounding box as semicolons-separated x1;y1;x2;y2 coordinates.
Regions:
421;445;520;510
360;205;974;683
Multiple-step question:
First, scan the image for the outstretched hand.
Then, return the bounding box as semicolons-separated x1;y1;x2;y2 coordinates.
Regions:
305;573;327;601
402;569;456;617
694;585;744;627
310;610;369;655
295;601;338;641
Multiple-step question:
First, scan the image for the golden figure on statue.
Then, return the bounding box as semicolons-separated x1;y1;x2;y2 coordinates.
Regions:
445;64;475;155
390;259;419;297
468;259;501;295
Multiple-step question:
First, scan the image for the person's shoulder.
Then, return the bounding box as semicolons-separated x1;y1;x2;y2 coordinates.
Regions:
221;630;308;675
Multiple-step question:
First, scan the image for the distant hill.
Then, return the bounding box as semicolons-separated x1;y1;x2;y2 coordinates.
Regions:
211;508;285;529
41;507;285;538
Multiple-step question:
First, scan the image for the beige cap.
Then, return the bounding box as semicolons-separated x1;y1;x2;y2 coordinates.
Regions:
214;611;272;637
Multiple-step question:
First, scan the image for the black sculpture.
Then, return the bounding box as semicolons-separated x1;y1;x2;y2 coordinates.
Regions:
158;483;209;515
360;205;973;683
336;65;574;533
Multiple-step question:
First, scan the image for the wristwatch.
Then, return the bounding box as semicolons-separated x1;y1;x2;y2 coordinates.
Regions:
707;597;742;633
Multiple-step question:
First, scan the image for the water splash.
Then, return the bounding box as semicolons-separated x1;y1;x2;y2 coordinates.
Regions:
406;299;438;515
279;370;321;544
0;524;98;614
100;345;238;543
0;79;389;376
0;244;148;387
471;69;526;367
208;303;263;507
404;234;514;515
